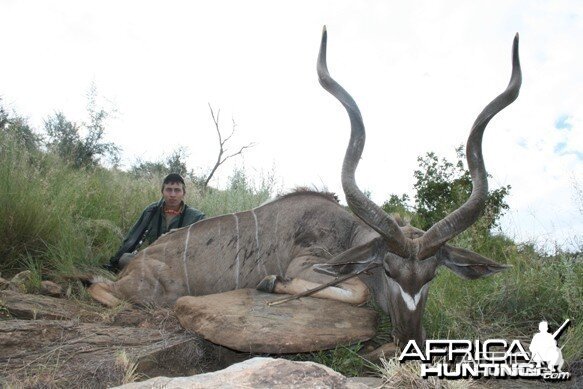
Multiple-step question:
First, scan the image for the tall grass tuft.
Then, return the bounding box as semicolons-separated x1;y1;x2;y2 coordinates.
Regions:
376;356;476;389
1;132;154;276
1;132;58;270
423;234;582;363
1;131;275;284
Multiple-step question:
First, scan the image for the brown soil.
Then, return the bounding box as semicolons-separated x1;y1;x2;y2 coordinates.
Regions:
0;290;248;388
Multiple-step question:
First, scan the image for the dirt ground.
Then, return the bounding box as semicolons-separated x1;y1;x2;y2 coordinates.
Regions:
1;289;580;389
0;290;248;388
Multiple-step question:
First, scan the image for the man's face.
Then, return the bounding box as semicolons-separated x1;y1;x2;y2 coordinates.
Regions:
162;182;185;208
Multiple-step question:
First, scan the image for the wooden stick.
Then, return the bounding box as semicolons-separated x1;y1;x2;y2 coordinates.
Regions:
266;263;380;307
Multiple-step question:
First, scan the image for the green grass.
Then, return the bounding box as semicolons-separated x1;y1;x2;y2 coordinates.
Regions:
291;344;371;377
0;132;273;285
423;236;582;361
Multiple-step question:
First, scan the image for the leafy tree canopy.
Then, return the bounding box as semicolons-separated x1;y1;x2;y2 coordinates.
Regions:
130;147;191;180
44;84;120;169
382;146;510;236
0;98;43;153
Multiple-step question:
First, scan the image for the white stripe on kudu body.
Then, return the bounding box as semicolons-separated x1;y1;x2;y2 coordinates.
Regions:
182;224;193;295
233;213;241;288
274;211;283;275
138;247;148;294
251;209;267;275
150;244;166;299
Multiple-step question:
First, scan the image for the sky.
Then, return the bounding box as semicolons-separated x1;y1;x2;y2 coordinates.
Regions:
1;0;581;251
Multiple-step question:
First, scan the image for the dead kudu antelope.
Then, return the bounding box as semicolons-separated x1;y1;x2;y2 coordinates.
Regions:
89;28;521;346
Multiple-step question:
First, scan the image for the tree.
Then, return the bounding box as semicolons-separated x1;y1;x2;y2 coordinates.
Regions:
83;83;121;167
130;147;190;179
202;104;255;190
165;147;189;177
0;98;42;153
129;160;168;179
573;177;583;216
382;193;413;220
382;146;510;233
44;84;120;168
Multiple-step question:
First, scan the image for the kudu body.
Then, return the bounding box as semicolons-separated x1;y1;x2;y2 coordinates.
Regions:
90;28;521;346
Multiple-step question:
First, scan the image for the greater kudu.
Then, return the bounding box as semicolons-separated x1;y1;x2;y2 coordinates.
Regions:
90;27;521;346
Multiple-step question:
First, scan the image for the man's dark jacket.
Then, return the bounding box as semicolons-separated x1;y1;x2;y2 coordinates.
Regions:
111;201;205;263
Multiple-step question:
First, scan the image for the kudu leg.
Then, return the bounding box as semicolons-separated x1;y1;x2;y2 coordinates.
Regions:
90;258;183;307
257;256;370;305
88;282;122;307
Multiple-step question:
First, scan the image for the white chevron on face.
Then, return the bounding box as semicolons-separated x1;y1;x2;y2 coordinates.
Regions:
388;276;429;311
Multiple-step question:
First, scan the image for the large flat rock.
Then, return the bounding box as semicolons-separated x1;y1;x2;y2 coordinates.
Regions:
175;288;378;353
0;319;243;388
114;357;380;388
0;290;102;321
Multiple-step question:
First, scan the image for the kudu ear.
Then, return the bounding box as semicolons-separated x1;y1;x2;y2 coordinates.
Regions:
313;237;384;276
437;245;510;279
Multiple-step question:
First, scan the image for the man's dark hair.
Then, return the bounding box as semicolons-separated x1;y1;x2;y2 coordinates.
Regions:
162;173;186;191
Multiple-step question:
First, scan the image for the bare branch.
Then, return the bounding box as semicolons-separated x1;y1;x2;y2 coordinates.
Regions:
203;104;255;190
208;104;223;146
221;143;256;164
223;117;236;144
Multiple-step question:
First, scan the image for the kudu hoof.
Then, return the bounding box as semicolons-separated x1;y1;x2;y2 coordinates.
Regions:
256;275;283;293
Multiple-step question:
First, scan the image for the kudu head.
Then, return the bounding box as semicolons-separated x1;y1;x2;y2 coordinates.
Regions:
315;27;521;346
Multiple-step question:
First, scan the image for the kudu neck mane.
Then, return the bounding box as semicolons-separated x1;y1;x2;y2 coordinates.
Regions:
278;190;410;228
277;188;340;204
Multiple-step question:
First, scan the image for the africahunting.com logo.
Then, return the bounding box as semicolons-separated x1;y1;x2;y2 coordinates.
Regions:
399;319;571;381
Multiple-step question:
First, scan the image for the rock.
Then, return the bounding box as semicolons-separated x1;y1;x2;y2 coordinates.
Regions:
347;377;385;387
40;280;64;297
10;270;33;283
113;357;375;388
10;270;33;293
0;290;102;321
0;319;244;388
0;276;8;290
175;288;378;353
